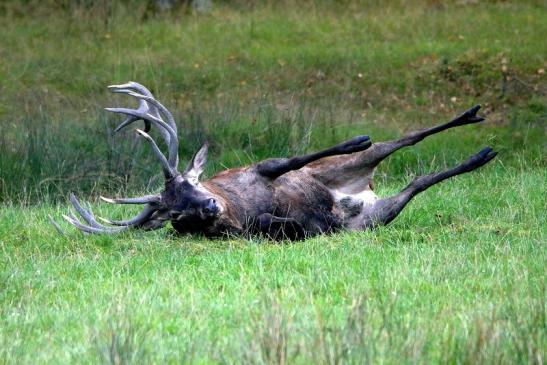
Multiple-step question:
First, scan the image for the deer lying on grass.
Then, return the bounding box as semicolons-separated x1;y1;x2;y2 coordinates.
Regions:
63;82;497;240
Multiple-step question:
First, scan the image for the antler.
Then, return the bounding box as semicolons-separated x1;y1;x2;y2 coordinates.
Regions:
63;193;137;234
63;193;170;234
62;81;181;235
105;81;180;176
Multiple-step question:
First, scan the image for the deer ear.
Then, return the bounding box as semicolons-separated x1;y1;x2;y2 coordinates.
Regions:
183;142;208;183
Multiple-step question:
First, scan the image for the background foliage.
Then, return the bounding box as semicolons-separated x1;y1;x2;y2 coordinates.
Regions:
0;0;544;203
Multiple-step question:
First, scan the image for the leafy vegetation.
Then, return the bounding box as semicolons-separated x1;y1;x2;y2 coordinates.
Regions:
0;1;545;363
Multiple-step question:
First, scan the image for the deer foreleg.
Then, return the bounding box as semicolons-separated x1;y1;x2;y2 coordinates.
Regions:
256;135;372;179
360;147;497;228
255;213;306;240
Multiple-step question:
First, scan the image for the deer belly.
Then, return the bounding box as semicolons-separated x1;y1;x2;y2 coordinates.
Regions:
332;189;378;229
273;173;342;235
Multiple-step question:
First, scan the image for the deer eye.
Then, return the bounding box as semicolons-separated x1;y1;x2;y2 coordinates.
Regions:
180;180;194;189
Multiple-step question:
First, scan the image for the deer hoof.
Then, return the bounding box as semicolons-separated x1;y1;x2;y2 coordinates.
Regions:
337;135;372;154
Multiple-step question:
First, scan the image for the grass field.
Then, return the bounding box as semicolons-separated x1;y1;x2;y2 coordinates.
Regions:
0;1;545;364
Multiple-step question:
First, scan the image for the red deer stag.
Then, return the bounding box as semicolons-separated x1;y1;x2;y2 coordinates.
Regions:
63;82;497;240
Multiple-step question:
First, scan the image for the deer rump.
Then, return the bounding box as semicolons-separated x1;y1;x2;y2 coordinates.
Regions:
62;82;497;241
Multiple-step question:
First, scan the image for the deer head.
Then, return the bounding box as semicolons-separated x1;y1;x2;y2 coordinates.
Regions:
63;82;222;234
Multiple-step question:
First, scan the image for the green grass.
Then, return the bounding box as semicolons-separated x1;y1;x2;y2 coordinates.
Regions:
1;164;545;363
0;1;545;363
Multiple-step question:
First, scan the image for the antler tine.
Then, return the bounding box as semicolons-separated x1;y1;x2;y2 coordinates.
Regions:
107;82;180;170
109;82;177;135
104;106;174;143
108;82;174;134
65;193;164;234
115;116;150;134
125;91;177;133
135;128;176;179
99;194;161;205
108;82;158;135
127;92;179;169
63;213;129;234
105;99;178;170
65;194;129;234
98;204;156;226
108;81;154;97
69;193;104;229
106;85;173;165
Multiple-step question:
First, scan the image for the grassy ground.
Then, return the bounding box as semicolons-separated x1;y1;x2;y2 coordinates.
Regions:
0;1;545;364
1;165;545;364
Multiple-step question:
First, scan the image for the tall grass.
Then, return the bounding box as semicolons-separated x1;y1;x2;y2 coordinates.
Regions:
0;1;545;203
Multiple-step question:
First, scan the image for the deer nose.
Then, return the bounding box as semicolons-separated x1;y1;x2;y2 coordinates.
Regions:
201;198;218;215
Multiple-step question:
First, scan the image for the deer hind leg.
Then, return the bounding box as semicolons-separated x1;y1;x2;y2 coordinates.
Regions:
358;105;485;168
310;105;485;193
358;147;497;229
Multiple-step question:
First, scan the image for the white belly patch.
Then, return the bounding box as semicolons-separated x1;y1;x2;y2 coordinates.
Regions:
332;189;378;229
